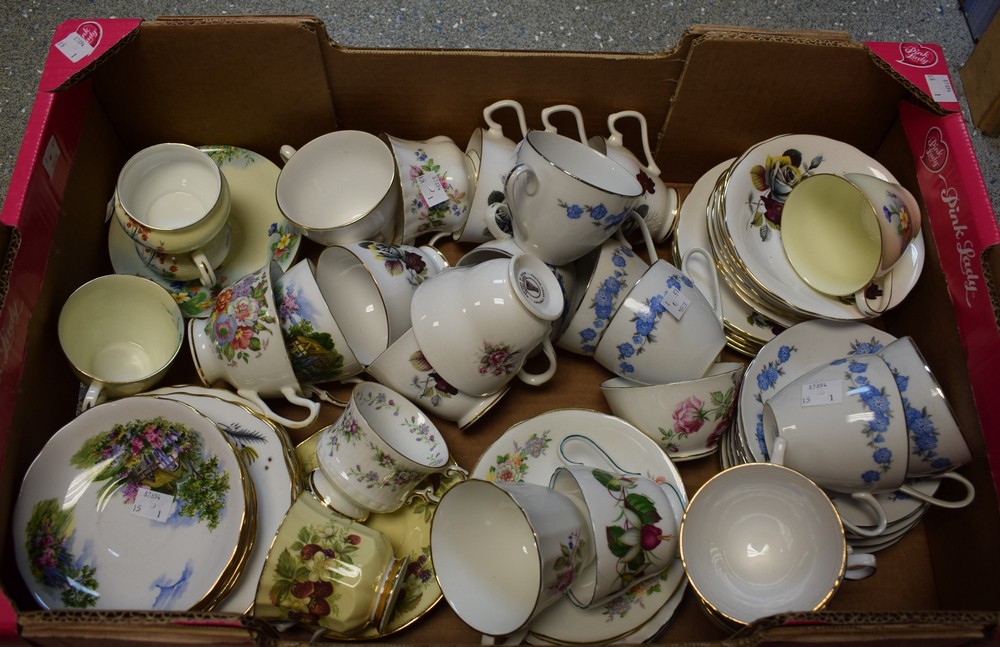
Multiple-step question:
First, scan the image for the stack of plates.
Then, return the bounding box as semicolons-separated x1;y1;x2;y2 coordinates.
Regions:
719;319;935;552
675;134;926;356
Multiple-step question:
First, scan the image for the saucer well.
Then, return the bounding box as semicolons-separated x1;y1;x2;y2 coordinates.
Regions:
108;145;301;318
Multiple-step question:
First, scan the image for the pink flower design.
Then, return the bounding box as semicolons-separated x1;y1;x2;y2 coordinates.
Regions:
672;396;707;436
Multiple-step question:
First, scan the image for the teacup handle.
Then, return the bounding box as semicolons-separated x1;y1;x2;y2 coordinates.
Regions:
81;381;107;412
558;434;641;475
771;436;888;538
278;144;297;163
301;381;364;409
844;546;878;581
516;337;558;387
484;99;528;139
614;210;658;264
854;272;893;318
607;110;661;176
487;164;537;241
406;464;471;506
541;104;587;144
680;246;723;326
237;385;320;429
191;250;219;288
897;471;975;509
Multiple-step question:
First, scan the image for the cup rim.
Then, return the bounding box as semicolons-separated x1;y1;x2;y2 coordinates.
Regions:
524;129;643;198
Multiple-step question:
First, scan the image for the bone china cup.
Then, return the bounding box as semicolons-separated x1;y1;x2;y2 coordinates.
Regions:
487;129;644;266
58;274;184;410
410;254;564;396
254;490;409;635
430;479;595;637
188;262;320;429
132;220;232;288
311;382;451;520
780;172;922;298
680;463;876;627
276;131;400;246
114;142;231;254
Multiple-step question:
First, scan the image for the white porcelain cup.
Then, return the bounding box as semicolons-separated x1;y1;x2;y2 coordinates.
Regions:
588;110;678;243
600;361;744;460
188;262;320;429
550;463;681;609
276;131;400;246
410;254;564;396
486;129;644;266
365;328;509;430
876;336;973;477
132;220;231;287
761;354;975;534
431;478;595;637
311;382;451;520
780;172;922;301
593;248;725;385
680;462;876;627
457;99;528;243
384;134;476;244
314;241;448;366
272;258;364;385
58;275;184;410
114;142;231;256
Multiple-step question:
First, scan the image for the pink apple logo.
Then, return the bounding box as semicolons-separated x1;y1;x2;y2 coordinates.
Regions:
897;43;938;68
920;127;949;173
76;21;103;49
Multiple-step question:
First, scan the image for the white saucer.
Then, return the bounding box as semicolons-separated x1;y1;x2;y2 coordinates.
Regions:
144;387;301;613
471;409;687;647
108;145;301;318
738;319;898;463
13;397;253;611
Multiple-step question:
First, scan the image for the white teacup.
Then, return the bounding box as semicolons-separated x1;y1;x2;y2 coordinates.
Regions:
593;248;724;385
311;381;451;520
365;328;509;430
588;110;678;243
132;220;231;287
273;258;364;385
276;131;400;246
114;142;231;256
780;172;922;301
410;254;563;396
188;262;320;429
456;99;528;243
876;336;972;477
58;274;184;410
680;462;876;627
487;129;644;266
600;361;744;460
384;134;475;244
550;463;680;609
315;241;447;366
431;478;595;637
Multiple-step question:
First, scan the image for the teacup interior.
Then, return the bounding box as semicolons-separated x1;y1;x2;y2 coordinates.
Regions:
354;383;449;468
525;130;641;197
118;144;222;229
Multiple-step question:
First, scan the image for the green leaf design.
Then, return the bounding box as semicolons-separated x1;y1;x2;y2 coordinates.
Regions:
625;492;662;525
605;525;630;558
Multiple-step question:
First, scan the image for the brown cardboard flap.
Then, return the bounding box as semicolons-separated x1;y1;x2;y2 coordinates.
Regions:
659;31;921;183
89;17;336;158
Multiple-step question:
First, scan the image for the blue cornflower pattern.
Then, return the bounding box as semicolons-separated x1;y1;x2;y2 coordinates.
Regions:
614;273;693;376
575;245;636;353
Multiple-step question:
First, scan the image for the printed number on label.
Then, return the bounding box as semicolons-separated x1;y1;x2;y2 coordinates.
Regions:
417;173;449;207
800;380;843;407
130;487;175;523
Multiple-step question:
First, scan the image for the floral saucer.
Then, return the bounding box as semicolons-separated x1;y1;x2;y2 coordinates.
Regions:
13;397;253;611
718;134;925;320
294;430;465;640
144;387;302;613
675;158;793;352
738;319;898;463
108;145;301;318
471;409;688;647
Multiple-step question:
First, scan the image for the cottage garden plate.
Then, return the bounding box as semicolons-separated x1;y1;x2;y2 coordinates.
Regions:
14;397;253;611
144;387;302;613
108;145;301;318
471;409;688;646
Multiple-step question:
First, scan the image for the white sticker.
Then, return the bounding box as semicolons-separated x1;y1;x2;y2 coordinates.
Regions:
801;380;843;407
663;286;691;321
42;136;61;179
925;74;957;104
130;487;175;523
416;173;449;207
54;31;96;63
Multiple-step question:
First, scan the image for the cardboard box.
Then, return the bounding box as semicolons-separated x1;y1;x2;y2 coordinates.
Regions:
2;15;1000;645
962;8;1000;135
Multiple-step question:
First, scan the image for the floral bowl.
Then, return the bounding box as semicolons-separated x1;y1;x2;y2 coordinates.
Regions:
599;362;744;460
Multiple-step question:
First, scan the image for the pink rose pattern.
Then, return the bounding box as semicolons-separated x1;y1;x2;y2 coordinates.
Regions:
657;380;738;455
